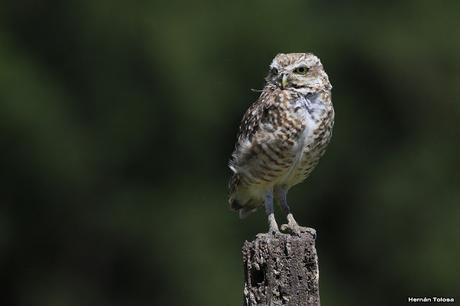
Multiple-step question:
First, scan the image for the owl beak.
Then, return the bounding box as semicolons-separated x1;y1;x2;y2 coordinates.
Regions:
281;74;288;89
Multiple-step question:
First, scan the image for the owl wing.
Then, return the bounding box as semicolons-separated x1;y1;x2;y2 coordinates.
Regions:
228;90;279;215
229;90;273;176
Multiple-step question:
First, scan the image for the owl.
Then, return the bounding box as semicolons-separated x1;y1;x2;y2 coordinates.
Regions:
228;53;334;236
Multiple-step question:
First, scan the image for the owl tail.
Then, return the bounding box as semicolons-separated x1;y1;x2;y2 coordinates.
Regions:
229;192;261;219
229;197;259;219
238;207;258;219
228;173;261;218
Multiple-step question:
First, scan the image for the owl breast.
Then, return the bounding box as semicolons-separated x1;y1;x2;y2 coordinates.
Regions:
272;90;334;188
229;88;333;204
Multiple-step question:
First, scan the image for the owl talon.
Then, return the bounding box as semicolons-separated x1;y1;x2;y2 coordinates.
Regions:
268;222;281;236
281;213;316;238
256;227;282;239
281;223;316;238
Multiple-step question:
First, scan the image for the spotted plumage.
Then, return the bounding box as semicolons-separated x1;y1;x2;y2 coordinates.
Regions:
228;53;334;235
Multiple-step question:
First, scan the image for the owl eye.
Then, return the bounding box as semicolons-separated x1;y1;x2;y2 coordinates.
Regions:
270;67;279;75
294;66;309;74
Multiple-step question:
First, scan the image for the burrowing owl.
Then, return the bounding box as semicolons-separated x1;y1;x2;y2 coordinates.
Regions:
228;53;334;235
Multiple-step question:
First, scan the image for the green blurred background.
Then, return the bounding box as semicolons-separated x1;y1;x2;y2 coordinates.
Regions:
1;0;459;305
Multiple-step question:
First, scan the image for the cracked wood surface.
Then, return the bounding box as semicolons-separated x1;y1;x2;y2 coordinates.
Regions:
242;231;320;306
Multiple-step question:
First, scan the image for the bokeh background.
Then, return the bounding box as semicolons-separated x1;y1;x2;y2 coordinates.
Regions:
1;0;459;305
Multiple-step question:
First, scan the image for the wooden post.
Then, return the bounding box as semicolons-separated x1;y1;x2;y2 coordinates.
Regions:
242;231;320;306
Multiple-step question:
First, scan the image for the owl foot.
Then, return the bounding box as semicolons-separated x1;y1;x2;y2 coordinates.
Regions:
281;223;316;238
257;213;281;238
267;213;281;235
256;226;281;239
281;213;316;238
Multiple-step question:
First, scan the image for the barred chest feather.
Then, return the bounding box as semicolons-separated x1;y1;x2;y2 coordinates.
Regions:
287;90;334;186
257;89;334;188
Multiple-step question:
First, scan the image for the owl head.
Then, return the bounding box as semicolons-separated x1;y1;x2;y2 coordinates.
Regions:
265;53;331;93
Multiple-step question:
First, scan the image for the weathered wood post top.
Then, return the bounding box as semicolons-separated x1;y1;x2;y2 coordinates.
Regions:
242;231;320;306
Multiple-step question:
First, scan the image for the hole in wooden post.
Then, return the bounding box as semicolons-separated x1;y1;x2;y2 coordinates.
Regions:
250;263;266;286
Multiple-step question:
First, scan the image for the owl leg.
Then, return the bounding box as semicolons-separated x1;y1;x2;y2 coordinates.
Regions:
275;186;316;238
264;190;280;235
